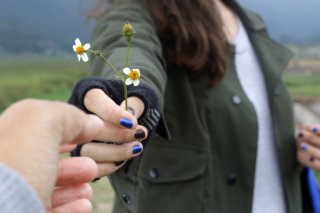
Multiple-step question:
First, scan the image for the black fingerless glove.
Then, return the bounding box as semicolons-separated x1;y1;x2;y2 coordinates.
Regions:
68;77;161;157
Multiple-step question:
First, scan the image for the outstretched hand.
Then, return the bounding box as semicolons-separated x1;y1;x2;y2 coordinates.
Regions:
0;99;103;212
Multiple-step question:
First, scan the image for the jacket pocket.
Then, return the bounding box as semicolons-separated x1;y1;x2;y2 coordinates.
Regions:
136;136;208;213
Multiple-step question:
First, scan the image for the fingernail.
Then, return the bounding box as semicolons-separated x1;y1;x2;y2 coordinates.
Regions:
310;157;315;162
120;118;133;128
300;143;308;151
312;127;318;133
132;144;143;154
298;132;304;138
114;161;125;166
134;130;145;139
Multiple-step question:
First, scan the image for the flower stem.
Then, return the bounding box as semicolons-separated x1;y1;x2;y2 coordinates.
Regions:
123;78;128;111
125;39;131;67
123;39;132;111
87;50;121;78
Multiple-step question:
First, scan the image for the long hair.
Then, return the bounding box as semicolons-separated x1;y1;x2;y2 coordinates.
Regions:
90;0;229;84
144;0;229;84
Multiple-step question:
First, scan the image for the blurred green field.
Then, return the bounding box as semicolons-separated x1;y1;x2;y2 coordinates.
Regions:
284;73;320;100
0;56;319;112
0;56;319;213
0;56;88;111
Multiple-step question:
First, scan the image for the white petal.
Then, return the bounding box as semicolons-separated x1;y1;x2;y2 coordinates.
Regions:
75;38;81;46
123;67;130;75
81;53;89;62
125;78;133;85
84;43;91;50
77;54;81;61
73;45;77;52
133;80;140;86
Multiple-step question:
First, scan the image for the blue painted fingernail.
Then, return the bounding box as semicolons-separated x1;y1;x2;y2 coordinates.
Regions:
132;144;143;154
312;127;318;133
120;118;133;128
300;144;308;151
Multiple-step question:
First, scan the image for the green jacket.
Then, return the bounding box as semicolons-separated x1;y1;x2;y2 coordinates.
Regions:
90;0;303;212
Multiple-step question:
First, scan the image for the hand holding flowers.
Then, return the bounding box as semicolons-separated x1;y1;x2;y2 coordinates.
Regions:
72;21;140;110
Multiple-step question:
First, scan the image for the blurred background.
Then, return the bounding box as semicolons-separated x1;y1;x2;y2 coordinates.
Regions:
0;0;319;212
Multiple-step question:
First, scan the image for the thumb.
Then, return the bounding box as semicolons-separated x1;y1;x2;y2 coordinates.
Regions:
120;96;145;119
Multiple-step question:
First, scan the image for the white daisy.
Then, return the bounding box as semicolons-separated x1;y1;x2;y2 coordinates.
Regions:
123;67;140;86
72;38;91;62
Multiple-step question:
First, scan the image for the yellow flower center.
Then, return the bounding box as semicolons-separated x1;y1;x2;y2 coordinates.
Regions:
129;70;140;80
76;46;85;55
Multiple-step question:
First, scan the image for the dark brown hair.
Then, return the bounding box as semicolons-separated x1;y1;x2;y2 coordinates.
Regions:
144;0;229;84
90;0;229;84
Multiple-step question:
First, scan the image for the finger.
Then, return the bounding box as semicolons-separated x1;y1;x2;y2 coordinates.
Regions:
84;88;138;129
59;113;104;146
81;141;143;163
301;124;320;136
297;146;314;168
48;198;92;213
120;96;145;119
56;157;98;186
0;100;103;147
299;142;320;163
59;144;77;153
96;161;126;178
298;130;320;147
94;124;148;142
298;148;320;171
51;183;92;208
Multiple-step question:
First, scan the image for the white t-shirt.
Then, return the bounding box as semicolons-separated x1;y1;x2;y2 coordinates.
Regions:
231;18;286;213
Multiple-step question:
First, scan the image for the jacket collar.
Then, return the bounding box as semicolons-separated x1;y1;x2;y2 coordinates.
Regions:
230;0;293;96
228;0;267;32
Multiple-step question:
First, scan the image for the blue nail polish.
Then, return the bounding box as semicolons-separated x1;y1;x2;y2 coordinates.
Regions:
132;144;142;154
120;118;133;128
312;127;318;133
300;144;308;151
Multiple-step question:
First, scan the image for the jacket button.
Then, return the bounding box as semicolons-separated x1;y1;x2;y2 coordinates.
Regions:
148;168;159;179
121;194;132;205
226;174;237;185
231;95;241;105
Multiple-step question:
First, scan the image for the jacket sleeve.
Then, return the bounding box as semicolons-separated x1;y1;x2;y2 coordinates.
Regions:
0;164;44;213
89;0;167;110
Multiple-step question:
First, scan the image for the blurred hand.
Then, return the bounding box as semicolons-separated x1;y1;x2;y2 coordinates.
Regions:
297;124;320;170
81;88;147;177
0;99;103;212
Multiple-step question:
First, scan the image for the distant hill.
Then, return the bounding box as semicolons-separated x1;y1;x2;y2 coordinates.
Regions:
0;0;94;54
0;0;319;54
238;0;320;45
